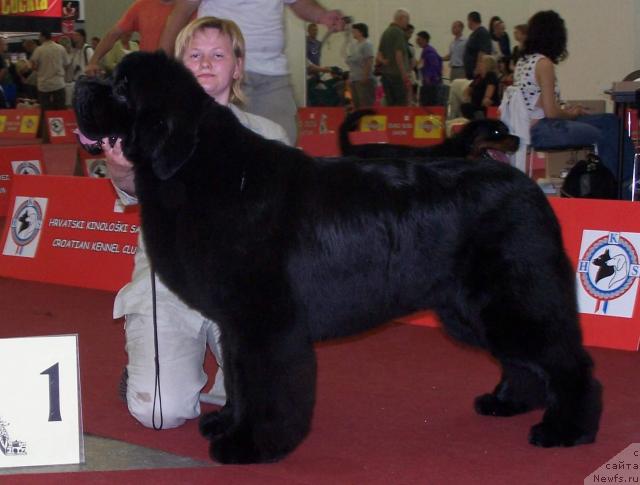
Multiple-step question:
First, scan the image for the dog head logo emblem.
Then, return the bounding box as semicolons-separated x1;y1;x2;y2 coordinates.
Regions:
3;197;47;258
88;159;107;178
578;232;640;315
48;117;66;137
12;160;42;175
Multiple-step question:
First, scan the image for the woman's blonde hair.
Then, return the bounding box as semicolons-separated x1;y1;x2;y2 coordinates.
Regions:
482;55;498;74
175;16;246;105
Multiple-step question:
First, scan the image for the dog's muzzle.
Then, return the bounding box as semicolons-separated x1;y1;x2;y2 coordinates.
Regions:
74;129;118;155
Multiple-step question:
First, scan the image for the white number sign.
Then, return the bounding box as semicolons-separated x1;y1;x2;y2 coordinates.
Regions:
0;335;83;468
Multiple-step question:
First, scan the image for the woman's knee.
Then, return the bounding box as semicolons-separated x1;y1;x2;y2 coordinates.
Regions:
126;390;198;429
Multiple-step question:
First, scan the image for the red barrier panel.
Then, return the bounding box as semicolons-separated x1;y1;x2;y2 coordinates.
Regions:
0;145;46;215
0;109;40;140
366;106;445;146
400;197;640;351
0;175;139;292
297;107;346;138
296;133;341;157
45;110;78;144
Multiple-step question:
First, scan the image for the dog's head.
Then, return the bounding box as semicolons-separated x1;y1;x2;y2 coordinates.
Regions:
457;119;520;162
74;51;209;180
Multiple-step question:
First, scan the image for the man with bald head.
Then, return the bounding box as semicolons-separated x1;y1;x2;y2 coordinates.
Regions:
377;9;411;106
442;20;467;81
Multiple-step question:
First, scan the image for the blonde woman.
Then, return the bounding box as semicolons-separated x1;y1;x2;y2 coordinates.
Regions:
461;54;499;119
104;17;289;429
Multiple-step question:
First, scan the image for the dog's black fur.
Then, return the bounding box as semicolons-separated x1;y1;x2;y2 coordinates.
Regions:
339;109;520;159
74;51;602;464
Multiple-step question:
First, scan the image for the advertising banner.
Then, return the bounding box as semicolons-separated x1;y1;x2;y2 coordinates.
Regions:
0;109;40;140
0;175;139;291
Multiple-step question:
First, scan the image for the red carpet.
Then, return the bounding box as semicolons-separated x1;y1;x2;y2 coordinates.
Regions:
1;277;639;484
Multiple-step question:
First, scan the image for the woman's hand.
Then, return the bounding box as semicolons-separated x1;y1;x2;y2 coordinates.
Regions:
565;104;589;119
103;138;136;196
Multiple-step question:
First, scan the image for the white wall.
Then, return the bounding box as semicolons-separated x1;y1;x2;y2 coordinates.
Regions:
287;0;640;108
84;1;640;109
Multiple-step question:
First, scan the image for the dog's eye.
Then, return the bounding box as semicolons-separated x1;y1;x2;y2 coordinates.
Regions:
114;76;129;99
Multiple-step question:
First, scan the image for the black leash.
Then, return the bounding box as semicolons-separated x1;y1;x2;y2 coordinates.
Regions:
150;268;164;430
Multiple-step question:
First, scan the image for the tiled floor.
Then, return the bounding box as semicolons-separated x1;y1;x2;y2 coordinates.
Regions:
0;434;214;475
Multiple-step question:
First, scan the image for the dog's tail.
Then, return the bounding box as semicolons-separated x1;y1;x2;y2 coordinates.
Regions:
339;109;376;156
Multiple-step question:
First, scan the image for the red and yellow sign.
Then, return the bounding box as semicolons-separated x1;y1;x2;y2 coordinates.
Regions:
1;0;62;17
413;114;443;140
373;107;445;146
359;115;387;132
0;109;40;139
0;175;139;291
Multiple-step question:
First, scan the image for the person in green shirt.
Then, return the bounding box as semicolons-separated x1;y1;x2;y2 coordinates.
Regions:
376;9;410;106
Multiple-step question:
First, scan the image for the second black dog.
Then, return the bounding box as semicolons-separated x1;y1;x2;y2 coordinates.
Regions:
339;109;520;161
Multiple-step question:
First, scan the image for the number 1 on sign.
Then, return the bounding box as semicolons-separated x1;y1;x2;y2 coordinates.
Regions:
41;363;62;422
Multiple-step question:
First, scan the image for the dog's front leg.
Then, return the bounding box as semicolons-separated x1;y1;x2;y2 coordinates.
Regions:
204;325;317;464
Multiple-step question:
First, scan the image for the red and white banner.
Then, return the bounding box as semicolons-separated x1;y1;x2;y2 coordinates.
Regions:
0;175;139;291
1;0;62;17
0;145;45;215
45;110;77;145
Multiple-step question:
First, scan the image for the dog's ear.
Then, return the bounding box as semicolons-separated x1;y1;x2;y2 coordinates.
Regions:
148;116;198;180
125;110;198;180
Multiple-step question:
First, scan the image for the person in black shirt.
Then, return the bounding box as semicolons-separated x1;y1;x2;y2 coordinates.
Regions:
461;55;499;119
463;11;492;79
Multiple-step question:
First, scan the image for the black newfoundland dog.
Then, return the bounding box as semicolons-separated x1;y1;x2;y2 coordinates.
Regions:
74;51;601;464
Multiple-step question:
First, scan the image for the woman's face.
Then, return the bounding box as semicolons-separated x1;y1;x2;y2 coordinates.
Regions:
182;27;242;105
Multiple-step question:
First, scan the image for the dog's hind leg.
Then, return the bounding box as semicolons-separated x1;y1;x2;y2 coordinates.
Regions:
205;324;317;464
474;360;547;417
528;348;602;447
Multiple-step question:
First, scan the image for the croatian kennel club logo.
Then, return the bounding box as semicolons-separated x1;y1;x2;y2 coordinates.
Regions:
577;230;640;318
11;160;42;175
48;117;66;137
2;196;48;258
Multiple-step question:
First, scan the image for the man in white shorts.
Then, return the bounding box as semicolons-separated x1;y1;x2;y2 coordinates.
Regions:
159;0;344;143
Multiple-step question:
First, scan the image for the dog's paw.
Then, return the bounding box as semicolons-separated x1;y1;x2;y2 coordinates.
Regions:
474;393;532;417
210;429;288;464
199;408;233;440
528;421;596;447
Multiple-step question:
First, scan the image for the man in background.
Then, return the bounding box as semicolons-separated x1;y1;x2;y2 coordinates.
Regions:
30;31;70;111
70;29;94;80
416;31;442;107
377;9;411;106
463;11;491;80
442;20;466;81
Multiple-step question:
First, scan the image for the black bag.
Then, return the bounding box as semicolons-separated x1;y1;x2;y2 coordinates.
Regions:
560;153;618;199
